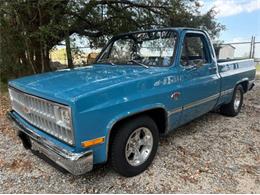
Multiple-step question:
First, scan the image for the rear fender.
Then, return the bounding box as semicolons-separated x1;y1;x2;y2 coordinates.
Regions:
235;78;249;92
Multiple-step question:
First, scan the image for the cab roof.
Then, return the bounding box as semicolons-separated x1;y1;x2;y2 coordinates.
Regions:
115;27;207;37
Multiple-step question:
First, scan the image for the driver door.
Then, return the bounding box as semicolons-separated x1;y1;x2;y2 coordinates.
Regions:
177;32;220;125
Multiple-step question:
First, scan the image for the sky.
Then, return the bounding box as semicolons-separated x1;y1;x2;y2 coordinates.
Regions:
67;0;260;58
73;0;260;43
200;0;260;42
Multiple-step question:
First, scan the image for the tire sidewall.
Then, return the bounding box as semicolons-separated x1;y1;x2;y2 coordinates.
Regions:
232;85;244;114
111;116;159;177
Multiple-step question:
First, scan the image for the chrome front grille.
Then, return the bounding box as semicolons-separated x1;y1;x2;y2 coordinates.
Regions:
9;87;74;145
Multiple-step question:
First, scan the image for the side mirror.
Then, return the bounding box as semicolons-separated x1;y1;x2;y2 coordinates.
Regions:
185;59;205;71
196;60;204;68
193;59;205;68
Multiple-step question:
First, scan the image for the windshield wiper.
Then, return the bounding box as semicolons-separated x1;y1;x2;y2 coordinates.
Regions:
95;59;116;66
128;60;149;69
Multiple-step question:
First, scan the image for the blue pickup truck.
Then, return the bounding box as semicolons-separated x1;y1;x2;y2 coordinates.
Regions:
8;28;256;177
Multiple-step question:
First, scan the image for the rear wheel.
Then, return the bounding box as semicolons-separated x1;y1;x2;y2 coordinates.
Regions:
220;85;244;117
110;115;159;177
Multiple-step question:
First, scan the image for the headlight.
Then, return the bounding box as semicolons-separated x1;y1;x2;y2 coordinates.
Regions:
54;106;72;129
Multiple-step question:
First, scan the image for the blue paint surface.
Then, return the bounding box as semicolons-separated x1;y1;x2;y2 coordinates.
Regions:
8;28;256;164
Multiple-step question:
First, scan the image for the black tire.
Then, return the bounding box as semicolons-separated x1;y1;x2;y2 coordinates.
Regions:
110;115;159;177
220;85;244;117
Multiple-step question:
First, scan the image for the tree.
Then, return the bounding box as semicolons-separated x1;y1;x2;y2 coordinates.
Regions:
0;0;70;74
0;0;224;83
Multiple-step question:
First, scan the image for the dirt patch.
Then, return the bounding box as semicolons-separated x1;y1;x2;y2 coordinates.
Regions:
6;159;33;172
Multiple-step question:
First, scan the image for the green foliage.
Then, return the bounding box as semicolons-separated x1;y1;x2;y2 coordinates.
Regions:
256;64;260;71
0;0;70;79
0;81;8;93
163;0;225;39
0;0;224;83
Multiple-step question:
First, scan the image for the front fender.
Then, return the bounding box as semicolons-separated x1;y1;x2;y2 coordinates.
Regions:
104;103;167;162
106;103;167;131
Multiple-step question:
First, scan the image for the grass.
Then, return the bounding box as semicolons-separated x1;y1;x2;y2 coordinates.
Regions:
0;82;8;95
256;64;260;71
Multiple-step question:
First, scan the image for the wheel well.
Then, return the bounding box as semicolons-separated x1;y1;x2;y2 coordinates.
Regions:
107;108;167;159
238;81;248;93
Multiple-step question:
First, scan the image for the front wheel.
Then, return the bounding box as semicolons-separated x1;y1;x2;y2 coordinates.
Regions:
110;115;159;177
220;84;244;117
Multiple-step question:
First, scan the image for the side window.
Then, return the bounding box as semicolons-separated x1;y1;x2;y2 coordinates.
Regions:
181;33;210;67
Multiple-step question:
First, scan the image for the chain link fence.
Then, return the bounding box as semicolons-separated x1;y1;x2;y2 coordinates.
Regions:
217;36;260;64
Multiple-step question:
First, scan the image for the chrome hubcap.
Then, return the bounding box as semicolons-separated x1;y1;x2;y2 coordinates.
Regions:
234;89;241;111
125;127;153;166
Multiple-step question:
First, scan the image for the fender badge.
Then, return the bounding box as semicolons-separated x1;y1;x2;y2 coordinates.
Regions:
171;92;181;100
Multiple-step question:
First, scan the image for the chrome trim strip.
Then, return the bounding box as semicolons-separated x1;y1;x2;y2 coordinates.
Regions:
168;107;182;115
221;88;234;96
183;93;220;110
8;111;93;175
168;93;220;115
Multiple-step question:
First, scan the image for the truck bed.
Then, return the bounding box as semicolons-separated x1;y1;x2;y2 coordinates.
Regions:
217;58;255;76
216;58;256;105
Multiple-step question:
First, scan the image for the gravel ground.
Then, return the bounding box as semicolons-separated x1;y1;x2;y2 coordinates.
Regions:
0;81;260;193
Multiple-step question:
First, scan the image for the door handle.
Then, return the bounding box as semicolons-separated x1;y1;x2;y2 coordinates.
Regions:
185;66;197;71
208;67;217;71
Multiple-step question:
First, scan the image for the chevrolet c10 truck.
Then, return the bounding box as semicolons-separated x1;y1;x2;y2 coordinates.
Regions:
8;28;256;177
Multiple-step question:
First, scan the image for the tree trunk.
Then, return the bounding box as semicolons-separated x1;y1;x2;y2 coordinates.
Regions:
33;44;51;73
43;47;51;72
34;48;42;73
65;34;74;69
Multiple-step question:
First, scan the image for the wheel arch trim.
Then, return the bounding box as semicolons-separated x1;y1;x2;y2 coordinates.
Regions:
104;104;168;161
235;78;249;92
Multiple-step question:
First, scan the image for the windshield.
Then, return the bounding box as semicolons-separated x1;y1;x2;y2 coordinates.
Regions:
96;30;178;67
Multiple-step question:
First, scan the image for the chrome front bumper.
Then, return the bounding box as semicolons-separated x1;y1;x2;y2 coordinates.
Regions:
8;111;93;175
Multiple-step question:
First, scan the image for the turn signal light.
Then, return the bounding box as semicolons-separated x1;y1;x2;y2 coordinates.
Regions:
81;137;105;148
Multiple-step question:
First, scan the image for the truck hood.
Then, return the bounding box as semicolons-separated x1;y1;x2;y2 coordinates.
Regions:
9;64;165;103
